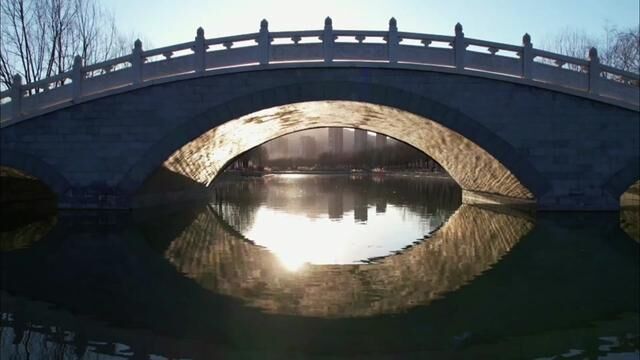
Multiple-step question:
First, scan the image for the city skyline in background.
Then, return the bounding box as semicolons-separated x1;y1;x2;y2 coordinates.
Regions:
232;127;443;172
264;128;395;160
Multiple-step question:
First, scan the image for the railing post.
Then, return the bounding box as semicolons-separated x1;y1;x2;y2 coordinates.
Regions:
588;47;600;94
10;74;22;120
72;55;83;102
131;39;144;85
258;19;271;65
322;17;334;63
387;17;399;63
194;27;206;73
521;33;533;80
453;22;466;70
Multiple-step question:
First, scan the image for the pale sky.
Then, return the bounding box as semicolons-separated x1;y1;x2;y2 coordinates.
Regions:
107;0;639;49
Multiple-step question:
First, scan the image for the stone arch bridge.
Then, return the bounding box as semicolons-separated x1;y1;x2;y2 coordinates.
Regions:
0;19;638;210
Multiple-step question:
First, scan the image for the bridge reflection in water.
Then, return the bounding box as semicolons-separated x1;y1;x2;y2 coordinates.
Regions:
1;194;638;358
163;203;532;318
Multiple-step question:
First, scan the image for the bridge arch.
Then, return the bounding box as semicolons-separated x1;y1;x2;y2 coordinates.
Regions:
4;65;635;210
0;149;70;199
119;81;547;204
604;157;640;203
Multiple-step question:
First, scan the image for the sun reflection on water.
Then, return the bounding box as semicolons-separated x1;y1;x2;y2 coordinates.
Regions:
275;173;310;180
244;204;436;271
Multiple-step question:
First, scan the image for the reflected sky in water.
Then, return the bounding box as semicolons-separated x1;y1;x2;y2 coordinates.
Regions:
163;201;533;318
245;204;437;269
211;174;460;270
0;175;638;359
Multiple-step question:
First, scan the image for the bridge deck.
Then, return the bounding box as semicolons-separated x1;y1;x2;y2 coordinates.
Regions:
1;18;638;126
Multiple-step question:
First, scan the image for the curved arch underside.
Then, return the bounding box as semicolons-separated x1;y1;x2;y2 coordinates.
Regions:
162;101;533;200
164;204;534;318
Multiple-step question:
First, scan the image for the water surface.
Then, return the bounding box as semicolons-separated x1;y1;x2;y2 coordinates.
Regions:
211;174;460;269
1;175;638;359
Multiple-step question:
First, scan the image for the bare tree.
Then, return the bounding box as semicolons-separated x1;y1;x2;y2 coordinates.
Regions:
73;0;129;65
545;28;599;60
0;0;131;91
545;25;640;74
601;26;640;73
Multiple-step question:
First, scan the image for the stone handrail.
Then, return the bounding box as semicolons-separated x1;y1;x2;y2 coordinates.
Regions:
1;17;638;125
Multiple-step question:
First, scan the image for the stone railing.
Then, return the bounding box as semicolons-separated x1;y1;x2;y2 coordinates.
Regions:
1;18;638;124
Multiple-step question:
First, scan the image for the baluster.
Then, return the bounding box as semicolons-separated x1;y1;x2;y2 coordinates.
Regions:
72;55;83;102
387;17;399;63
258;19;271;65
131;39;144;85
453;23;466;70
11;74;23;120
322;17;335;63
193;27;206;73
588;47;600;94
521;33;532;80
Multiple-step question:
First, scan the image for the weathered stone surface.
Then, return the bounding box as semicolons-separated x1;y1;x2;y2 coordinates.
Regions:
163;101;534;200
163;204;533;318
0;68;638;209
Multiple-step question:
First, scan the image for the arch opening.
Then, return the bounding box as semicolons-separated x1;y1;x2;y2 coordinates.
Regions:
0;166;56;205
620;180;640;242
220;127;451;176
620;180;640;208
0;166;57;232
134;101;535;207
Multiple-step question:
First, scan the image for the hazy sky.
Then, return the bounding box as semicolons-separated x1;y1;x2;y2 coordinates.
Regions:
107;0;639;49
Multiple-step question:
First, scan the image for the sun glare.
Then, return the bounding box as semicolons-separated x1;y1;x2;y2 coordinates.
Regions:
243;205;436;272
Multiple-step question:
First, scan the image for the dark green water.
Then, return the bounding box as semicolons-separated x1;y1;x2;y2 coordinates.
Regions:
1;174;638;359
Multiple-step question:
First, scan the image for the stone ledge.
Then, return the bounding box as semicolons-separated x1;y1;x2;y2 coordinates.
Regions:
462;189;535;208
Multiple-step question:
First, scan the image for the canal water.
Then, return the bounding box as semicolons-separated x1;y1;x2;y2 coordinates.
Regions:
1;174;638;359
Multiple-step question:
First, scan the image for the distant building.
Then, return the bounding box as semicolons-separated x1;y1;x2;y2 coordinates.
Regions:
354;193;368;223
328;191;344;219
267;136;289;159
277;137;288;156
328;128;343;154
300;135;317;159
375;133;387;148
354;129;367;153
